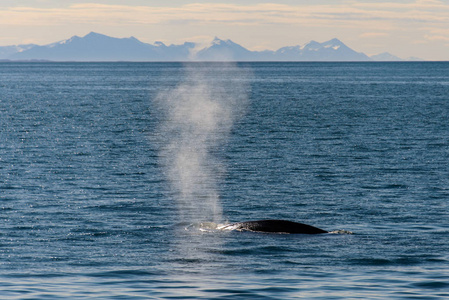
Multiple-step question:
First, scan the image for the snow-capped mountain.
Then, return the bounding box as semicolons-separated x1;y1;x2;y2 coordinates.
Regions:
195;37;255;61
0;44;37;59
0;32;414;62
4;32;195;61
195;37;372;61
274;38;370;61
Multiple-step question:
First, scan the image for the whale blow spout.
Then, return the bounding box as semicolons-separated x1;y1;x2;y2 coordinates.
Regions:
218;219;328;234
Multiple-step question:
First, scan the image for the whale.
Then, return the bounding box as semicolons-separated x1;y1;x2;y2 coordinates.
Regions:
217;219;328;234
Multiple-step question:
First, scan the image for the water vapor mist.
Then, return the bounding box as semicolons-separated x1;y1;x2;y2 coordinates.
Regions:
156;63;249;224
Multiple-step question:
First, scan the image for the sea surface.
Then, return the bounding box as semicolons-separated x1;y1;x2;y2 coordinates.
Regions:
1;62;448;299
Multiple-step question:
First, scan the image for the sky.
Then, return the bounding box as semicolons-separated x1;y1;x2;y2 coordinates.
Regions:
1;0;449;60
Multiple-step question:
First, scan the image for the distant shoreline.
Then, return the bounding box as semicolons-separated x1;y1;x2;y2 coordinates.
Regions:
4;60;449;63
0;32;426;62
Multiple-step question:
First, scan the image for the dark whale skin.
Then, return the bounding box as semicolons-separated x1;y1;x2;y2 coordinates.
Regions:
220;219;328;234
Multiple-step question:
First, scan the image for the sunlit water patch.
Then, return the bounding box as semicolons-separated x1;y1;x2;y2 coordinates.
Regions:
1;62;448;299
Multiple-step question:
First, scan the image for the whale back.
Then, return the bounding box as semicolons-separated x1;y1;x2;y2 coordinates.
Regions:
222;219;328;234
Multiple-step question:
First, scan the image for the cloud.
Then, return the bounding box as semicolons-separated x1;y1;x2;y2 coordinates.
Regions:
1;1;447;28
0;0;449;28
360;32;389;38
425;35;449;42
1;1;449;54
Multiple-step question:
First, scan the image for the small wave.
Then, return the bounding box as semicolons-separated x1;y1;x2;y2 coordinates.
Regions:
88;269;158;278
328;230;354;234
410;281;449;289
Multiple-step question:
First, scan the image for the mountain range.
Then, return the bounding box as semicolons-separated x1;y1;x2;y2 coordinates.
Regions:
0;32;418;62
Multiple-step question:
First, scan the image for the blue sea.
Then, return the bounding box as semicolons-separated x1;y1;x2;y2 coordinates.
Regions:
1;62;448;299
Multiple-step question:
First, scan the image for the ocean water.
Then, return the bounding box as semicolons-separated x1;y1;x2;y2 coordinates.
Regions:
1;62;448;299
